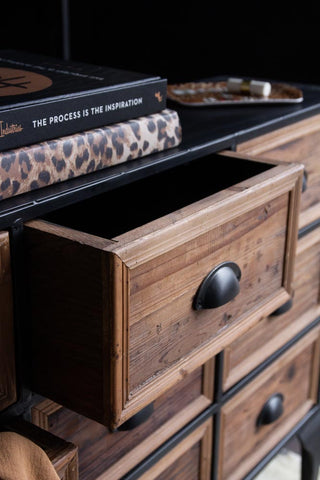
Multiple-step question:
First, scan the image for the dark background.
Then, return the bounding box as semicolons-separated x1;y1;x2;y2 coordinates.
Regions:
2;1;319;85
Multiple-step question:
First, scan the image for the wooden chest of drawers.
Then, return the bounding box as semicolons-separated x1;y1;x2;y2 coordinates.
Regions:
2;82;320;480
25;152;302;429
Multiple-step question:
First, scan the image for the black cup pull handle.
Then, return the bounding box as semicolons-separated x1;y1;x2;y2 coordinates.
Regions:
257;393;284;427
302;169;308;193
193;261;241;310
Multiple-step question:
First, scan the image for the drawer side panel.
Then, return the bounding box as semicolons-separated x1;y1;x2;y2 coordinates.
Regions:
25;226;109;424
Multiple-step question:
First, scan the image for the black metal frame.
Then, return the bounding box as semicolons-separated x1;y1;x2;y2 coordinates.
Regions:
61;0;70;61
299;218;320;240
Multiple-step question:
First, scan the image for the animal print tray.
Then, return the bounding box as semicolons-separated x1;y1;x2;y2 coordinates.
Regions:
167;81;303;106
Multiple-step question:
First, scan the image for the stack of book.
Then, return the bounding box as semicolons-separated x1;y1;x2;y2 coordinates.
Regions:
0;50;182;201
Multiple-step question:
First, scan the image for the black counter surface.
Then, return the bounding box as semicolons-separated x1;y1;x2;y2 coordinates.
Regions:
1;79;320;228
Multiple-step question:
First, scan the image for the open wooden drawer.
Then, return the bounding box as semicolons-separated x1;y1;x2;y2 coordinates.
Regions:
24;151;303;428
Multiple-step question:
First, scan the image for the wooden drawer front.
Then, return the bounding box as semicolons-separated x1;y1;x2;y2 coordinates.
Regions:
32;361;213;480
237;114;320;229
219;327;320;480
223;226;320;390
0;231;16;411
25;153;302;428
136;417;212;480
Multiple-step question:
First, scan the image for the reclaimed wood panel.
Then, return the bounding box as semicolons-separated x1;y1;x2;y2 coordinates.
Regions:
129;193;288;391
137;417;213;480
224;225;320;389
237;113;320;229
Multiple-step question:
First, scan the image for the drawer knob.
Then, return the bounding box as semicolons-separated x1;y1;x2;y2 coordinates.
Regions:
117;403;154;431
257;393;284;427
193;261;241;310
271;298;293;316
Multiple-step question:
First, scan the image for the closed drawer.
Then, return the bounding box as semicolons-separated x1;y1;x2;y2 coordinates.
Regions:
219;326;320;480
0;231;16;411
132;417;212;480
223;225;320;390
25;152;302;428
237;114;320;229
31;360;214;480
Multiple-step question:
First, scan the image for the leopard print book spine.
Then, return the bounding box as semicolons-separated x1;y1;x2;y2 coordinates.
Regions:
0;109;182;201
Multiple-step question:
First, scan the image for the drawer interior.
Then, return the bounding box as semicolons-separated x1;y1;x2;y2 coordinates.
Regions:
42;154;272;238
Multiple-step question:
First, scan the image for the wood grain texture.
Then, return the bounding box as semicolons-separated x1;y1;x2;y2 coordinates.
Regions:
31;361;214;480
5;417;78;480
219;326;320;480
0;231;16;411
137;417;213;480
25;157;302;428
155;443;201;480
128;193;288;391
110;162;302;265
237;114;320;229
223;225;320;389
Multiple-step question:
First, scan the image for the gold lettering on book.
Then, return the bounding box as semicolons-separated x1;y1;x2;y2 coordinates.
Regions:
0;121;23;138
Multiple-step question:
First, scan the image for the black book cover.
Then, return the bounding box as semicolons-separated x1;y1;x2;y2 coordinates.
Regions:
0;50;167;152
